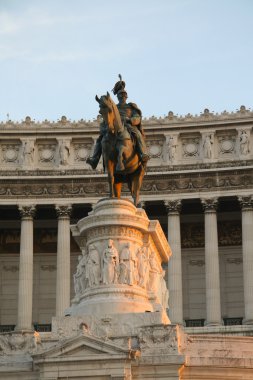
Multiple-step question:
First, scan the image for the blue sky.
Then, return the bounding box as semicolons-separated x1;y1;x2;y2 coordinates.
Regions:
0;0;252;121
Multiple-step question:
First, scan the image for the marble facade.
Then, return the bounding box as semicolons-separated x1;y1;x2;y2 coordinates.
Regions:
0;107;253;378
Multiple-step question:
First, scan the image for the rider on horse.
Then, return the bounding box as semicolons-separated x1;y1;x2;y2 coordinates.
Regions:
87;76;149;171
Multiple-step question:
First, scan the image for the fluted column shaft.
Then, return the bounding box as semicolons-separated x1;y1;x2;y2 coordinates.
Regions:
16;205;36;331
238;196;253;324
165;200;183;325
202;198;222;325
55;205;72;316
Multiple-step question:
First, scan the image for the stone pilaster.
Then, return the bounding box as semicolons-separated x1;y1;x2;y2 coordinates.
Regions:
55;204;72;316
164;200;183;325
201;198;222;326
16;205;36;331
238;196;253;324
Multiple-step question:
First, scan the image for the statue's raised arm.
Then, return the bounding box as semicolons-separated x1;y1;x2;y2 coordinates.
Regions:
86;75;149;207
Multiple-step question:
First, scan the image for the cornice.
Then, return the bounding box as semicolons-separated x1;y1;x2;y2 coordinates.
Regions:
0;106;252;132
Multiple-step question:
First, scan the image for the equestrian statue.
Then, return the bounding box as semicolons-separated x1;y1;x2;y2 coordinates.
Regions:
86;75;149;207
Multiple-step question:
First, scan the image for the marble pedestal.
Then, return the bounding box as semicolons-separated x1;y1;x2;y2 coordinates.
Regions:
68;198;171;322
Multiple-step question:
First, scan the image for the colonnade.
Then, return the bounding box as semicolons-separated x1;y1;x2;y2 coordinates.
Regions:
15;204;72;331
165;195;253;326
10;195;253;330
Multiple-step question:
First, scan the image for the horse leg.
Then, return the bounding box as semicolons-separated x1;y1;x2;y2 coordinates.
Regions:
107;160;115;198
132;168;145;207
114;182;122;199
116;144;125;172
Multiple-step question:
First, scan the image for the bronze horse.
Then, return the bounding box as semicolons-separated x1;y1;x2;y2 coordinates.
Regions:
95;92;146;207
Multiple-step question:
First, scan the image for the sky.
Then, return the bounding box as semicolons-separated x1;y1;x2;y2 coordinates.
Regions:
0;0;252;122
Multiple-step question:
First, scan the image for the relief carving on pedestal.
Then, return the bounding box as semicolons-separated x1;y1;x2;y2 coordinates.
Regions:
72;239;168;308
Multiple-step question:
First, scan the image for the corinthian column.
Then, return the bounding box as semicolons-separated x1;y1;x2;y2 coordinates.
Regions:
201;198;222;326
238;196;253;324
16;205;36;331
164;200;183;325
55;205;72;316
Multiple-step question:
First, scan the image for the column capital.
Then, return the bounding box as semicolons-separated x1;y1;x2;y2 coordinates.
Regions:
238;195;253;210
201;197;218;212
19;205;36;219
55;204;72;218
164;200;181;213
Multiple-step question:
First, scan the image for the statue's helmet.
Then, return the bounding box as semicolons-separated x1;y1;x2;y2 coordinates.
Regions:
112;74;127;97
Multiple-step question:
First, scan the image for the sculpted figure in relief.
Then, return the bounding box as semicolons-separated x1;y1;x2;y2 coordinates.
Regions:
102;239;119;284
119;242;138;285
157;270;169;310
86;244;100;287
148;251;162;293
73;250;87;296
59;140;70;165
166;136;177;162
203;134;213;159
239;130;250;155
136;244;150;288
22;140;34;165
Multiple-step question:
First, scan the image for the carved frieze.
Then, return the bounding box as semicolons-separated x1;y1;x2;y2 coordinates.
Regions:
87;226;143;241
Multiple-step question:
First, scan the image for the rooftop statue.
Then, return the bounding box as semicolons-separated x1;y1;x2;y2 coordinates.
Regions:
87;75;149;206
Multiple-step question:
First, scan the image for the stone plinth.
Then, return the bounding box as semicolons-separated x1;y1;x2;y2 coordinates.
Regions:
68;198;171;321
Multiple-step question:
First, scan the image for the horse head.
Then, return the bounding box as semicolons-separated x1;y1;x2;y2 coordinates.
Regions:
95;92;115;133
95;92;123;134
